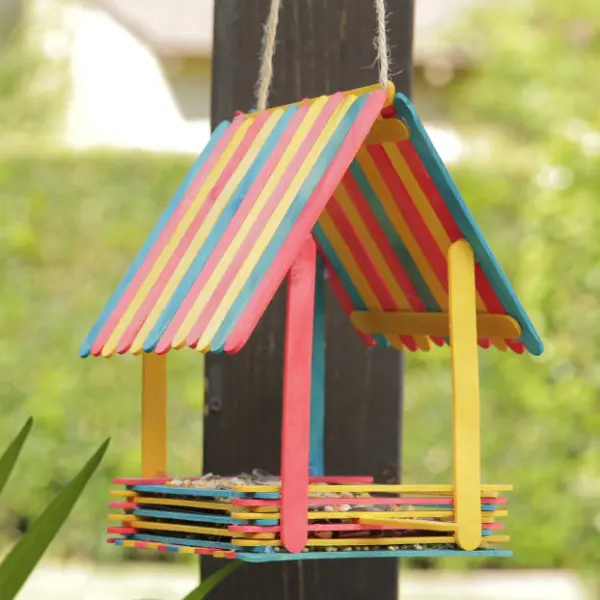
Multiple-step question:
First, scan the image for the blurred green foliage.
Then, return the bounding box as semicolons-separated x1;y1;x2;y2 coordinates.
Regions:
0;151;206;561
404;0;600;570
0;1;65;143
1;0;600;573
0;420;108;599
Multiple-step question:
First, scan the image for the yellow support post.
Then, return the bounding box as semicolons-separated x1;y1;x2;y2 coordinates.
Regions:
448;240;482;551
142;353;167;477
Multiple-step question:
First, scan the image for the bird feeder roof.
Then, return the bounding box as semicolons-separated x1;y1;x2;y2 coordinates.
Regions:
80;84;542;358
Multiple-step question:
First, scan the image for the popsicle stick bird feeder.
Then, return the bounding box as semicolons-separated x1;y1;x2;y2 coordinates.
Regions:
81;0;542;563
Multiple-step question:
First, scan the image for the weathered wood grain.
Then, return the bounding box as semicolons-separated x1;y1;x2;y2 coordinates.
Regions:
204;1;413;598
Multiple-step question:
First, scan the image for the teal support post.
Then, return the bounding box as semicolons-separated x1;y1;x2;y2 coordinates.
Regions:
309;253;326;476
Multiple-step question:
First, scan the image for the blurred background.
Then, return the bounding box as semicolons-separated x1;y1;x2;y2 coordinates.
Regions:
1;0;599;598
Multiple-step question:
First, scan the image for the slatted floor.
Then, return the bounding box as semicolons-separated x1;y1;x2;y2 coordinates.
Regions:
107;477;512;562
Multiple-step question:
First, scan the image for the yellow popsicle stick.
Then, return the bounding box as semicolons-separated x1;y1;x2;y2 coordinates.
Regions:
130;520;273;541
355;147;448;309
229;483;512;494
482;511;508;521
318;510;458;521
350;310;521;339
131;520;246;538
319;210;404;350
108;514;136;522
232;534;509;548
232;536;443;547
120;540;168;551
383;143;452;249
100;117;254;357
194;95;360;351
129;109;286;354
109;490;137;498
230;512;281;520
366;118;410;145
251;533;277;540
449;240;482;552
124;541;161;550
334;184;430;350
135;496;233;512
358;517;457;532
383;143;489;315
141;353;166;478
230;509;508;521
247;82;395;119
480;535;510;546
172;96;331;348
491;338;509;351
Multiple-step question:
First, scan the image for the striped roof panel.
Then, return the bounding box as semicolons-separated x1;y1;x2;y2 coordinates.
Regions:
315;94;542;355
80;87;389;357
80;86;542;358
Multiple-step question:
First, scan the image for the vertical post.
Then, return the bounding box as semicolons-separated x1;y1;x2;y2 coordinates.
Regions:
309;253;326;477
281;237;316;553
206;1;412;597
448;240;482;551
141;353;167;477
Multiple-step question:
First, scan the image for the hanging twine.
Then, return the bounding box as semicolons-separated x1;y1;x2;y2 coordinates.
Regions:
255;0;282;111
254;0;391;111
374;0;391;87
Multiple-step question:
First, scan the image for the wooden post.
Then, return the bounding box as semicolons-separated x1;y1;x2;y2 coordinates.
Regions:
205;1;412;597
448;240;482;551
141;353;167;477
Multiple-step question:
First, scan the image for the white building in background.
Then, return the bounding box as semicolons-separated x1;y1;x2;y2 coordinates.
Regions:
62;0;213;153
57;0;482;161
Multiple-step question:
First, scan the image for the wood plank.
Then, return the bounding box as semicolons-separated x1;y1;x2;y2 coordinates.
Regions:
204;1;413;598
350;310;521;339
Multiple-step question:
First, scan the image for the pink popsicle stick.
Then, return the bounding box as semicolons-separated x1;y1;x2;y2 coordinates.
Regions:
280;237;316;553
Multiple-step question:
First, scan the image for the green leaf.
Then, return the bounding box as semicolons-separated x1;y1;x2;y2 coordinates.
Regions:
0;417;33;499
0;437;110;599
183;561;242;600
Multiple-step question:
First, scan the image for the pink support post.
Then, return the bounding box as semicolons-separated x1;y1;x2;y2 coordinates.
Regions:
281;236;317;553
